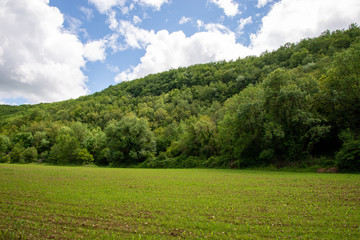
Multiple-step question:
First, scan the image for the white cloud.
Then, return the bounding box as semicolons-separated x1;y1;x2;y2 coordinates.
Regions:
209;0;240;17
256;0;273;8
80;6;94;21
179;16;191;25
64;16;89;39
83;40;107;62
0;0;88;104
238;16;253;32
106;64;120;72
133;15;142;25
135;0;169;10
88;0;125;14
114;0;360;83
196;20;230;33
90;0;167;13
250;0;360;54
117;20;156;49
107;10;119;31
196;20;204;29
115;23;251;82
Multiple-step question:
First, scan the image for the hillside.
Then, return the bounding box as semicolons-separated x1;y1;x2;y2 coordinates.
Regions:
1;24;360;171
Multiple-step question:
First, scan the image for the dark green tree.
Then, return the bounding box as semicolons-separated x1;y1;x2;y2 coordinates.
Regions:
105;113;156;166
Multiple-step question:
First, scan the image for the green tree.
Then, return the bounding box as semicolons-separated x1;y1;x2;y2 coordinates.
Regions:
49;126;80;164
22;147;38;163
10;143;25;163
105;114;156;166
320;42;360;132
12;132;33;148
33;131;50;153
0;135;11;162
262;69;328;162
0;135;10;155
167;115;217;160
73;148;94;165
85;127;108;165
336;130;360;172
218;84;265;167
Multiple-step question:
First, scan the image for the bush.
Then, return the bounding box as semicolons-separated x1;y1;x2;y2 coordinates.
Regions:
10;143;25;163
181;156;201;168
0;155;10;163
203;155;232;168
336;137;360;172
74;148;94;165
22;147;38;163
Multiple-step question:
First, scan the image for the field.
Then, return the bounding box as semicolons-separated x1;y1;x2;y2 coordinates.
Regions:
0;164;359;239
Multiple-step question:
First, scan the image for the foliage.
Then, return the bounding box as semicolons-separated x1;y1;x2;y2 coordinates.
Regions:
105;114;156;166
10;143;25;163
0;135;10;155
336;131;360;172
1;25;360;169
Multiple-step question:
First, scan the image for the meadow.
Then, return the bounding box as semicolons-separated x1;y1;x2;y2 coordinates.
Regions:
0;164;359;239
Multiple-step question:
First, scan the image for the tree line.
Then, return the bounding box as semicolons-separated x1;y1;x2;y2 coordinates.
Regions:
1;24;360;171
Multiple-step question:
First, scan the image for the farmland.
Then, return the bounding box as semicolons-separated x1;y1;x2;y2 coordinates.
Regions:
0;164;359;239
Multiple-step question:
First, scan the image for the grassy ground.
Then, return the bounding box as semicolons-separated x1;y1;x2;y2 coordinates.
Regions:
0;164;359;239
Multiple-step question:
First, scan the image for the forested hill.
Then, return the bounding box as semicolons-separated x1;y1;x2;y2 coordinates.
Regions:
1;25;360;171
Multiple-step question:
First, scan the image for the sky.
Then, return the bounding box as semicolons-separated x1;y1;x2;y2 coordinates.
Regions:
0;0;360;105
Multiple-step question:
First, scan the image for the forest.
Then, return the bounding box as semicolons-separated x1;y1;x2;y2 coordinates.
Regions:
0;24;359;172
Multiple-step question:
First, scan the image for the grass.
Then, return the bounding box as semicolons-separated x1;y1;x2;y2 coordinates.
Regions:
0;164;359;239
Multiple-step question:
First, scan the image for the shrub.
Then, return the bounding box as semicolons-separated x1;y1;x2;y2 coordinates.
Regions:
336;131;360;172
22;147;38;163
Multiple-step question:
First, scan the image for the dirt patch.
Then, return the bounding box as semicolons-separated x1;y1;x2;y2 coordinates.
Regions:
317;167;338;173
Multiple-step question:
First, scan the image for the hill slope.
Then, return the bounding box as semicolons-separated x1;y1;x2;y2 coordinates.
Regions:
1;25;360;171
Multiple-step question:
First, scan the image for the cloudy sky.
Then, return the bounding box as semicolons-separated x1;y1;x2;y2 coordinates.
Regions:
1;0;360;105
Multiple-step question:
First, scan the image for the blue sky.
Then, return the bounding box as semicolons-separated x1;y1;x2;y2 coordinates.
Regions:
1;0;360;105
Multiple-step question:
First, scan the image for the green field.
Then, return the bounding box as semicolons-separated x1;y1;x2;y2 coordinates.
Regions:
0;164;359;239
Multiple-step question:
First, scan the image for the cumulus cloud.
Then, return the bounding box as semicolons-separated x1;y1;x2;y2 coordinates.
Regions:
107;10;119;31
117;20;156;49
113;0;360;83
80;6;94;21
209;0;240;17
179;16;191;25
133;15;142;25
250;0;360;54
115;23;251;82
238;16;253;33
0;0;89;104
135;0;169;10
83;40;107;62
88;0;125;14
256;0;273;8
89;0;168;13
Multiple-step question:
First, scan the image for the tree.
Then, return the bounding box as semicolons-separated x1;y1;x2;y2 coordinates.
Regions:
262;69;328;162
0;135;10;155
33;131;50;154
84;127;108;165
167;115;218;160
105;114;156;166
218;84;265;167
336;130;360;172
73;148;94;165
48;126;80;164
12;132;33;148
320;42;360;133
10;143;25;163
0;135;11;162
22;147;38;163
